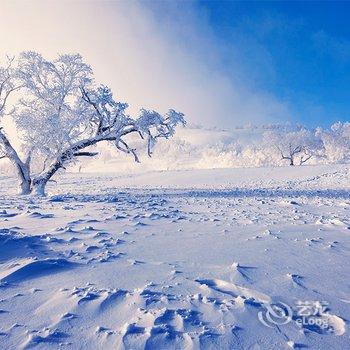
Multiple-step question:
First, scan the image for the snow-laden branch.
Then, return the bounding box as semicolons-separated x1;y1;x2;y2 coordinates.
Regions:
73;151;99;157
31;86;185;195
0;52;185;195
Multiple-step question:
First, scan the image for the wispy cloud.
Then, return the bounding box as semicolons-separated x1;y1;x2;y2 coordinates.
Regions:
0;0;291;128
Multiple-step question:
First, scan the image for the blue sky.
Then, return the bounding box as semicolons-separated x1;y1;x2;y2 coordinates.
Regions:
1;0;349;129
194;0;350;127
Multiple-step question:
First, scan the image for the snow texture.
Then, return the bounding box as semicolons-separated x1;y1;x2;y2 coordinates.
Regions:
0;164;349;349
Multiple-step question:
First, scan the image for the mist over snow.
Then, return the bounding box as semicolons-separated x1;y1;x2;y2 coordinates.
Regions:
1;121;349;177
62;122;349;174
0;1;349;177
0;0;291;135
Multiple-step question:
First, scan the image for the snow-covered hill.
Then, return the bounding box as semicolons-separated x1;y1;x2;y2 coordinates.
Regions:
1;123;349;177
71;123;350;173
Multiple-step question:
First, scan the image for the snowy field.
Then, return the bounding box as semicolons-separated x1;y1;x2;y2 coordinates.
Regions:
0;164;349;349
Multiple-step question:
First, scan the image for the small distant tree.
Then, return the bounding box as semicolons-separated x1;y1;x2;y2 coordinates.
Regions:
0;52;185;195
265;128;324;166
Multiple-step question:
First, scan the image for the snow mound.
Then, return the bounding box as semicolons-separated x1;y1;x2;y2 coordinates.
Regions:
196;278;271;304
0;258;76;283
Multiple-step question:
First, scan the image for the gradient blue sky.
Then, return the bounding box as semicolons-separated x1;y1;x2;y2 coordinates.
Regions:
1;0;349;129
150;0;350;127
193;0;350;126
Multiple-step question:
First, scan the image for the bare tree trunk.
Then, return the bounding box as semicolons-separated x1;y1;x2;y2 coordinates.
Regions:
31;178;47;196
31;128;138;196
0;129;31;194
18;164;31;194
32;162;59;196
31;138;101;196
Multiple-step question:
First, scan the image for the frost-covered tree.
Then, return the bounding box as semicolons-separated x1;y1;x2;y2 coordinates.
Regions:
0;52;185;195
316;122;350;163
264;128;324;166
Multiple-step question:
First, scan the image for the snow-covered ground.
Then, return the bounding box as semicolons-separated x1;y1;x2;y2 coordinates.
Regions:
0;164;349;349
